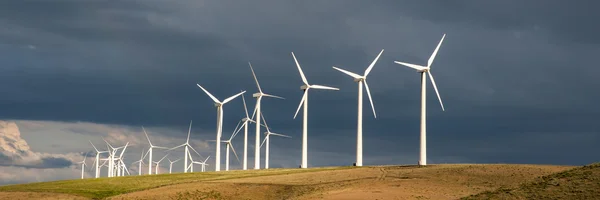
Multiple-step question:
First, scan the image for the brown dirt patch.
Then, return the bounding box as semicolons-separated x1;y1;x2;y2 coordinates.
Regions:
112;164;573;200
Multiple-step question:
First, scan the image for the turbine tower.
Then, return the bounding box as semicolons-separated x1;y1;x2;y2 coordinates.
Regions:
393;34;446;166
167;120;202;173
260;114;291;169
196;84;245;171
247;62;284;170
291;52;340;168
142;127;168;174
332;49;384;166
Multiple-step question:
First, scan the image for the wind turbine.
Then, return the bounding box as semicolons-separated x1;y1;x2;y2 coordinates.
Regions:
332;49;384;167
132;149;148;175
113;142;129;177
196;84;245;171
154;154;168;175
238;93;259;170
187;150;208;172
168;158;181;174
191;156;211;172
102;138;124;177
89;141;109;178
259;114;291;169
78;152;88;179
143;127;169;175
223;122;241;171
247;62;284;170
291;52;340;168
166;120;202;173
393;34;447;166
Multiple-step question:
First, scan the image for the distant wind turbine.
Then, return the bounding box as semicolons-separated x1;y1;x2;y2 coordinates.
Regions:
332;49;384;166
142;127;168;174
260;114;291;169
166;120;202;173
89;140;109;178
291;52;340;168
132;148;148;175
393;34;447;166
168;158;181;174
78;152;89;179
196;84;245;171
154;154;168;175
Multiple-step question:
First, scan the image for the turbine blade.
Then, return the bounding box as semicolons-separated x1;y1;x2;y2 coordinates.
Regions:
364;49;384;76
393;61;427;71
188;145;203;160
291;52;309;85
270;133;292;138
166;144;186;151
427;72;445;111
248;62;263;93
262;93;285;99
229;144;240;164
260;113;270;132
293;90;308;119
310;85;340;90
230;120;242;140
142;126;153;146
102;137;114;149
186;120;193;143
332;67;362;79
428;34;446;68
89;140;99;152
223;90;246;104
260;135;268;148
196;84;221;103
241;93;250;118
363;80;377;118
250;96;260;120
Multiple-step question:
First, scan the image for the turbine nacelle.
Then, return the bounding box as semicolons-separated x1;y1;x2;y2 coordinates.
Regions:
353;77;365;83
252;93;261;98
300;85;309;90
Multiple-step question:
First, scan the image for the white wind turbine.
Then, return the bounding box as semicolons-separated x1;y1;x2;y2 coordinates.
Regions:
187;150;208;172
247;62;284;170
77;152;89;179
132;149;148;175
89;141;109;178
291;52;340;168
259;114;291;169
102;139;125;178
191;156;211;172
332;49;384;167
154;154;168;175
196;84;245;172
168;158;181;174
113;142;129;177
237;93;259;170
222;122;241;171
166;120;202;173
393;34;447;166
142;127;169;175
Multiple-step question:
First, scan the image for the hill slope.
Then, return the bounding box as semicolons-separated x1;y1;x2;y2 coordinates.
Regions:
462;163;600;200
0;164;574;200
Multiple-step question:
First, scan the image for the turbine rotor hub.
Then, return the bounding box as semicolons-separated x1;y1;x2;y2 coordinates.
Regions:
252;93;262;98
300;85;309;90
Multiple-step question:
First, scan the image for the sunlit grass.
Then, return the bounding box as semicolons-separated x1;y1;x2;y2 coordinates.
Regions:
0;166;352;199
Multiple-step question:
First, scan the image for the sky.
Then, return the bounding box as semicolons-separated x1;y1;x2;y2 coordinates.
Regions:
1;0;599;185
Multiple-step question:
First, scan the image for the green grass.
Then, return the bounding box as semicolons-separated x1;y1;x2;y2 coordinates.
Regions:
0;166;353;199
461;162;600;200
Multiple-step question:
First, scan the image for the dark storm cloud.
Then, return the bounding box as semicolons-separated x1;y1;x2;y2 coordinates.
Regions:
0;0;599;168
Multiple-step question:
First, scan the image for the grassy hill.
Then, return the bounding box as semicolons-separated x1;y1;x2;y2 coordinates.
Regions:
462;163;600;200
0;164;580;200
